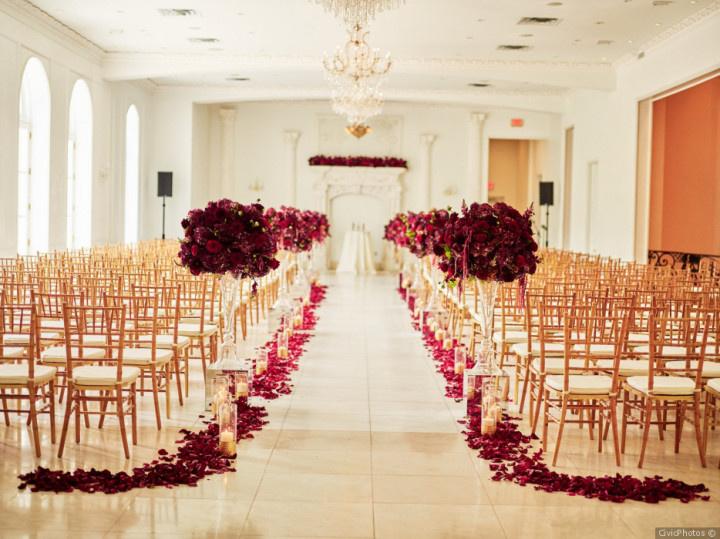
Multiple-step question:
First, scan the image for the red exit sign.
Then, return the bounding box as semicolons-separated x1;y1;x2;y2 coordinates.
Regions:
511;118;524;127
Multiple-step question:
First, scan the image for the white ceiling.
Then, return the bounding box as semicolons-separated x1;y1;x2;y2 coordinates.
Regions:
25;0;720;96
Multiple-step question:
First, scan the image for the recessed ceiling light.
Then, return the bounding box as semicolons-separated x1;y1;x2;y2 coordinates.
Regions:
601;56;608;61
466;36;473;40
226;76;250;82
497;44;531;51
547;1;563;5
597;39;614;45
468;82;491;88
188;37;219;43
655;22;662;26
518;16;561;26
628;39;633;44
476;18;484;22
520;33;534;37
159;8;198;17
652;0;673;5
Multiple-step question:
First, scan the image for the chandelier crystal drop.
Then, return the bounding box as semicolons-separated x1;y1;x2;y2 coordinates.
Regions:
314;0;405;24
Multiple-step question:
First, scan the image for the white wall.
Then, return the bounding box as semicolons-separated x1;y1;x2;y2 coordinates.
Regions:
0;4;154;256
562;12;720;260
178;100;562;244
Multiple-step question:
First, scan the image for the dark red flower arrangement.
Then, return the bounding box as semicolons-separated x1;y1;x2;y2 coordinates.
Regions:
178;199;279;278
17;284;328;495
308;155;407;168
437;202;540;284
265;207;329;253
398;287;711;505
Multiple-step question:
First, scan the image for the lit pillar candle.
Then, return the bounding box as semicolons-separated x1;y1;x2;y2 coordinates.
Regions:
219;431;237;456
237;382;249;398
481;416;497;435
255;359;268;376
444;337;454;351
435;328;445;342
293;314;303;328
454;361;465;375
277;346;289;359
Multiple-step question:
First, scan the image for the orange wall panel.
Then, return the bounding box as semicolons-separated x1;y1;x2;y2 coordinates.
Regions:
649;76;720;255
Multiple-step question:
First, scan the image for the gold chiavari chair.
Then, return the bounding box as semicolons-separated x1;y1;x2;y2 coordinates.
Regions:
58;303;139;459
621;309;710;468
0;303;56;457
541;308;630;466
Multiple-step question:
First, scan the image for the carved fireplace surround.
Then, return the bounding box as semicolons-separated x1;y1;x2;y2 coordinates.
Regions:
312;165;406;270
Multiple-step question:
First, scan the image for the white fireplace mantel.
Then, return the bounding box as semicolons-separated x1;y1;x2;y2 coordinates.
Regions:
312;165;406;270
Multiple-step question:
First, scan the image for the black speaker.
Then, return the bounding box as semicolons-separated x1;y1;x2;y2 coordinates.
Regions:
157;172;173;197
539;182;554;206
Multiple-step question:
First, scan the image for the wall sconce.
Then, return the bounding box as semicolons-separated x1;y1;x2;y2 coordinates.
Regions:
443;185;458;196
248;179;264;192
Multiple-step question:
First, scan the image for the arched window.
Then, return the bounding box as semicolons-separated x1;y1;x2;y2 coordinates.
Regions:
124;105;140;244
67;79;93;250
18;57;51;255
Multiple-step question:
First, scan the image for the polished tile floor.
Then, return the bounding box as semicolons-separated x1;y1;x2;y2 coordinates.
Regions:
1;274;719;538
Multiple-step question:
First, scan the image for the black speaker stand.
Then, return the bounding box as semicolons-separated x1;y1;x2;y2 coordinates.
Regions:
161;195;166;240
541;203;550;248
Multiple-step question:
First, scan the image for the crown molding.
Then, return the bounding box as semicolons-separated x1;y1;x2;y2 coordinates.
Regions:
615;1;720;66
0;0;104;62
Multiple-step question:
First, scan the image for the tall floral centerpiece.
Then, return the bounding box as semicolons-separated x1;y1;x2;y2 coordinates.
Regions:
179;199;279;406
437;202;540;367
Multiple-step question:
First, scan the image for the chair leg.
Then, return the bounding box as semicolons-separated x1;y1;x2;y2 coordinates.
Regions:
165;362;171;418
518;358;531;414
1;389;10;426
28;385;41;458
173;351;184;406
58;387;74;458
116;388;130;459
692;394;706;468
638;399;653;468
531;375;545;436
150;365;162;430
49;381;56;444
131;384;138;446
621;390;629;454
597;403;603;453
542;391;550;452
74;392;82;444
199;337;207;378
675;402;686;454
655;401;665;441
184;349;190;397
552;397;569;467
609;397;621;466
98;390;109;429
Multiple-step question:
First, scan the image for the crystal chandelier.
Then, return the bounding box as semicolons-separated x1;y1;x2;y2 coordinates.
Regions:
314;0;405;25
323;23;391;137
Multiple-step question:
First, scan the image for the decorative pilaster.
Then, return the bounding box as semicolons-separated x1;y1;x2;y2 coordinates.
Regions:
283;130;301;205
219;108;236;197
420;134;437;208
468;112;487;203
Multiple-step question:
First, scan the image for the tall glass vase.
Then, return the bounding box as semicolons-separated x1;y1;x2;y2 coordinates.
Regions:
205;272;248;410
475;279;499;369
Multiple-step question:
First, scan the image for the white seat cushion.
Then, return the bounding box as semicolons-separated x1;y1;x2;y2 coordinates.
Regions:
546;374;613;395
0;364;56;385
137;334;190;349
706;378;720;395
40;346;106;364
493;330;527;345
4;332;59;344
178;322;218;337
632;344;688;356
72;365;140;386
666;360;720;378
531;357;587;374
596;359;650;376
1;347;25;359
628;332;650;343
626;375;695;396
80;334;111;345
572;343;616;355
122;348;173;366
511;341;565;357
39;319;65;330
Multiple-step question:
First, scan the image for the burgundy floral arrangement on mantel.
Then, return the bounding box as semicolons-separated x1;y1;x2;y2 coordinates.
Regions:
17;284;328;494
308;155;408;168
265;206;330;253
